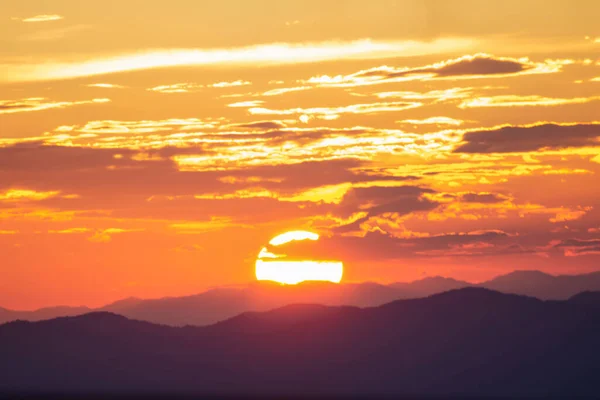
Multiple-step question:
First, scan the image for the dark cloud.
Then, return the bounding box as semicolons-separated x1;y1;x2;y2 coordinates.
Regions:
0;143;421;224
0;104;31;111
454;123;600;153
412;229;510;247
324;229;524;260
0;142;138;171
333;186;438;234
553;238;600;256
425;55;528;77
233;121;286;130
460;192;509;203
338;186;436;217
0;144;412;195
357;54;535;81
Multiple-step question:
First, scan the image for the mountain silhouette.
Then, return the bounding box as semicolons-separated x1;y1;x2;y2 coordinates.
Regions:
480;270;600;299
0;305;91;324
3;270;600;327
567;291;600;309
1;288;599;397
390;275;470;294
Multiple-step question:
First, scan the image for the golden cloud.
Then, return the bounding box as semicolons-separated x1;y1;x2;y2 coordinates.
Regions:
12;14;63;22
0;98;110;114
459;95;600;108
0;38;473;83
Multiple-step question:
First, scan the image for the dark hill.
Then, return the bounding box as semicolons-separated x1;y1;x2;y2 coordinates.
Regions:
1;288;599;397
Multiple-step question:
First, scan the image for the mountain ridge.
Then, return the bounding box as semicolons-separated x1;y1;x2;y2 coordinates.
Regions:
1;288;599;396
3;269;600;327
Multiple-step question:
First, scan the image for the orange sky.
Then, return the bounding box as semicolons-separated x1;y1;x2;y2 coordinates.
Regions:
1;0;600;310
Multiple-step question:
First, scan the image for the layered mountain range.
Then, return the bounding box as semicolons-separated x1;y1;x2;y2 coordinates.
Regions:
3;270;600;326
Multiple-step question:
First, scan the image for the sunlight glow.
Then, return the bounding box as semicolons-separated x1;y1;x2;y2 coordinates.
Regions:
1;38;474;83
255;260;344;285
256;230;343;284
268;230;319;246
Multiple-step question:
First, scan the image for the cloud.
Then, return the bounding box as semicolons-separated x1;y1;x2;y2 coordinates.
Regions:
148;83;204;93
2;121;457;171
169;218;240;234
425;193;590;224
459;95;600;108
12;14;63;22
327;229;525;260
0;142;416;217
553;239;600;256
0;38;473;83
48;228;92;234
459;192;510;203
414;236;529;258
303;54;564;88
209;80;251;88
148;80;251;93
374;87;475;101
260;86;312;96
248;100;422;120
0;143;139;173
397;117;464;126
454;123;600;153
88;228;141;243
0;189;60;202
332;185;439;235
50;117;220;135
230;121;287;130
228;100;264;108
85;83;126;89
0;98;109;114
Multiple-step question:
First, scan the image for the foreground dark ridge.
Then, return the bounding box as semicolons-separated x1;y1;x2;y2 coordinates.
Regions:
1;288;600;397
3;269;600;327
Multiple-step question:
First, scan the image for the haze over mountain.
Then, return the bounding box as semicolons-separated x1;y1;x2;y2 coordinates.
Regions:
2;270;600;327
0;306;92;324
1;288;599;397
480;270;600;300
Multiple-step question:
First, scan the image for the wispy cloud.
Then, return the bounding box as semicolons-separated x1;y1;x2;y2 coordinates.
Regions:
53;117;220;135
398;117;464;126
12;14;63;23
48;228;92;234
260;86;312;96
0;38;473;83
148;83;204;93
88;228;141;243
302;54;568;88
228;100;264;108
148;80;251;93
459;95;600;108
0;189;60;202
248;100;422;121
0;97;109;114
209;80;251;88
373;88;475;101
85;83;126;89
454;123;600;153
552;239;600;257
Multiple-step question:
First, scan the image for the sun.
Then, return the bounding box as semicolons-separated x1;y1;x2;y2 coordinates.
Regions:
255;230;343;284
